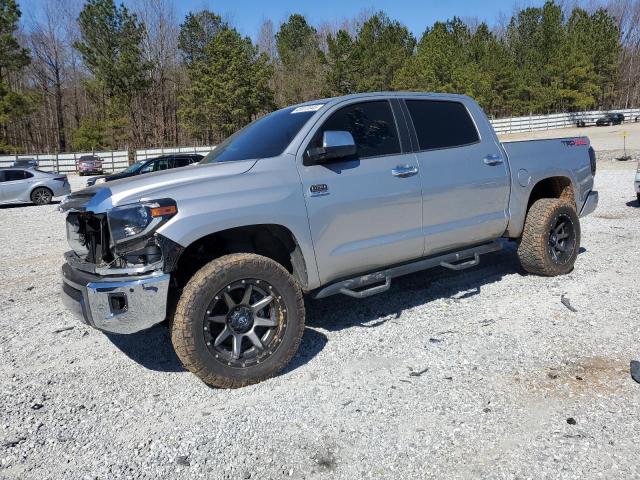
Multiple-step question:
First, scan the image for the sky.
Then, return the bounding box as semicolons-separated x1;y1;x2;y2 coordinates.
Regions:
18;0;547;39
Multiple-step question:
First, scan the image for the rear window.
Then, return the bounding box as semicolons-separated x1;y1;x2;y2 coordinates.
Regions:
406;100;479;151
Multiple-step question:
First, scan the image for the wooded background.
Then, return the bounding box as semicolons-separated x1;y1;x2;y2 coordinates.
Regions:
1;0;638;154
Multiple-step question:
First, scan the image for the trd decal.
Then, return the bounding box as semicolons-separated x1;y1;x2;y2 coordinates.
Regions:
561;139;588;147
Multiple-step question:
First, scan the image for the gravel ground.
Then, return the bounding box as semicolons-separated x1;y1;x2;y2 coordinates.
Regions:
1;147;639;479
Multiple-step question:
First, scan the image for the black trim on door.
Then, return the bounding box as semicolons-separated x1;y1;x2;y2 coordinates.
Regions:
390;99;413;154
398;100;420;153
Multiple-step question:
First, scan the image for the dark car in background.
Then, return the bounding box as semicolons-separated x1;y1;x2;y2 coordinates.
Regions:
12;158;38;168
77;155;104;176
596;113;624;126
86;153;203;187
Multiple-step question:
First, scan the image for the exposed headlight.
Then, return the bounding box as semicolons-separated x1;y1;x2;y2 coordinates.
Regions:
95;177;106;184
107;199;177;254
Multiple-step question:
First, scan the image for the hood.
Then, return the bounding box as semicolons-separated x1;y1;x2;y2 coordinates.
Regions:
62;159;257;213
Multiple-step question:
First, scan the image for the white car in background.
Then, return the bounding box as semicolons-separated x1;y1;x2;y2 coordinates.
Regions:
0;167;71;205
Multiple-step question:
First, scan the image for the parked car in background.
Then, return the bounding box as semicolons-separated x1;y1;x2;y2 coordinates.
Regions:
0;167;70;205
12;158;38;168
86;154;203;186
77;155;103;176
635;164;640;202
596;113;624;126
575;115;598;127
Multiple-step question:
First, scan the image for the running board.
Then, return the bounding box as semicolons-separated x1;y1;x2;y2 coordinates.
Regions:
313;240;502;299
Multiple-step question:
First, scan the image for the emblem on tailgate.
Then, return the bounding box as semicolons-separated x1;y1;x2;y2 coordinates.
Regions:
561;139;588;147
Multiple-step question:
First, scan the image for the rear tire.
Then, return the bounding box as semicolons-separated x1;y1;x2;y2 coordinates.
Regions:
171;253;305;388
31;187;53;205
517;198;580;276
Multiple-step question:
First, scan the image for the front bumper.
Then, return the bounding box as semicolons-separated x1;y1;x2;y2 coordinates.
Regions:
61;262;170;334
579;190;598;217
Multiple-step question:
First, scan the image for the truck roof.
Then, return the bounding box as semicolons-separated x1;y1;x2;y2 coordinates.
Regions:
292;91;473;109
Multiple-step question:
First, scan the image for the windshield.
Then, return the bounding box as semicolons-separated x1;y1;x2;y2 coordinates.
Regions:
121;161;146;174
201;105;321;164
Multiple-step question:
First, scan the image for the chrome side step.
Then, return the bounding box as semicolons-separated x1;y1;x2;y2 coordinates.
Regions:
313;240;502;299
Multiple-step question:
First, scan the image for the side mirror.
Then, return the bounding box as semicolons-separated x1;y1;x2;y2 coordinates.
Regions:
305;131;357;165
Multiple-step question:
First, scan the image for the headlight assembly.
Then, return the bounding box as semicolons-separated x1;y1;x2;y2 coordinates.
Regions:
95;177;106;185
107;199;177;256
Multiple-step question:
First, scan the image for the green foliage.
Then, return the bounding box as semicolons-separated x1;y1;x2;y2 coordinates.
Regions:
0;0;29;79
0;0;29;149
325;30;354;96
178;11;227;66
391;1;620;116
74;0;151;102
274;14;326;105
326;12;414;95
179;26;274;142
71;117;107;151
2;0;627;153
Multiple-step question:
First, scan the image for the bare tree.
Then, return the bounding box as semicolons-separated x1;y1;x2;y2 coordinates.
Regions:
28;0;71;152
257;18;277;60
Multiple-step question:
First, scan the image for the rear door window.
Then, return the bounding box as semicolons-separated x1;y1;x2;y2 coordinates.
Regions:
156;158;169;171
405;100;479;151
174;157;191;167
3;170;30;181
308;100;401;159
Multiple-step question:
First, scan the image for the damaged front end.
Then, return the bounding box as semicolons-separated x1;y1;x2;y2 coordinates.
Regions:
64;198;182;275
60;192;183;334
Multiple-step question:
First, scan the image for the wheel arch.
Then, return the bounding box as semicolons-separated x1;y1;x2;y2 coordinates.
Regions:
506;174;578;239
526;176;576;211
170;223;310;291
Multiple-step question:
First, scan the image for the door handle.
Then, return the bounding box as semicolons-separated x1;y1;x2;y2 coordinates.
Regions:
483;154;504;166
391;165;419;178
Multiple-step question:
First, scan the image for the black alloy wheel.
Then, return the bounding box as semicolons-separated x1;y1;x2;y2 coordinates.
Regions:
203;279;286;368
548;212;577;265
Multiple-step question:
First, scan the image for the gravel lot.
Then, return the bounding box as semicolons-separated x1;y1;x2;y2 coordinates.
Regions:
1;136;639;479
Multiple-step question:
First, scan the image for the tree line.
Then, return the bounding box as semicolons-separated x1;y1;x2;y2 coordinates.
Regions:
0;0;637;154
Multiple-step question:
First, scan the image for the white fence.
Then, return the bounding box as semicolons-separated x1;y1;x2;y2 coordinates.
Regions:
2;107;639;172
490;108;640;134
0;145;215;173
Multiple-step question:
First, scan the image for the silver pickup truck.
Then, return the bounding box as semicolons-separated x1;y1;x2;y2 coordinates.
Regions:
60;92;598;388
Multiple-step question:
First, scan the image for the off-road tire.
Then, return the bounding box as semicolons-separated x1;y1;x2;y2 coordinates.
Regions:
517;198;580;276
171;253;305;388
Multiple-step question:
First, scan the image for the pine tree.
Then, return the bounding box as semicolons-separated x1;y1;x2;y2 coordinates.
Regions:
178;11;227;67
349;12;415;93
274;14;326;105
179;27;274;142
0;0;30;151
74;0;151;147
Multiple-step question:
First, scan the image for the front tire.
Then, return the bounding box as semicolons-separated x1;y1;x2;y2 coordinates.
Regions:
517;198;580;276
171;253;305;388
